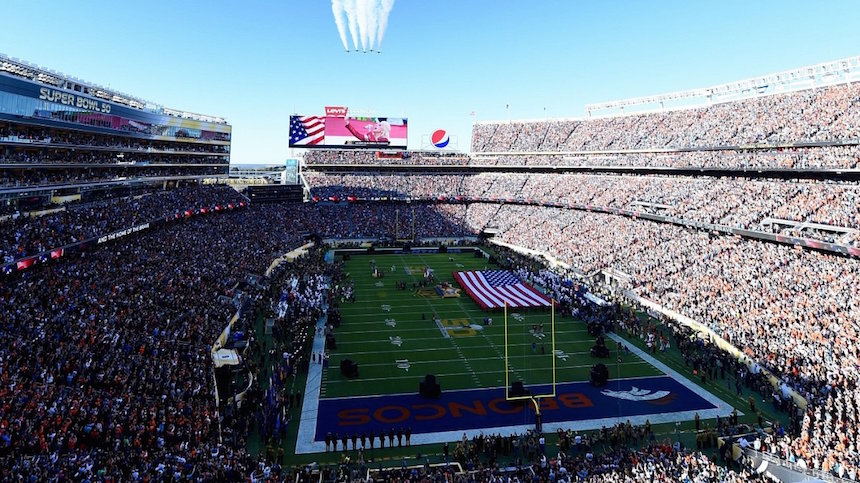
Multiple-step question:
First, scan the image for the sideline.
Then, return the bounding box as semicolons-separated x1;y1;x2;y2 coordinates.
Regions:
295;305;330;455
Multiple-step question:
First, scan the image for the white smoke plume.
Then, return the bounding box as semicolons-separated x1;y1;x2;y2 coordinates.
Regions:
375;0;395;50
356;0;370;51
366;1;380;50
330;0;349;50
344;0;360;50
331;0;395;52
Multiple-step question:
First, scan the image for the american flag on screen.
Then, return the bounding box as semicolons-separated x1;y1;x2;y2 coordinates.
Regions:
290;116;325;146
454;270;552;309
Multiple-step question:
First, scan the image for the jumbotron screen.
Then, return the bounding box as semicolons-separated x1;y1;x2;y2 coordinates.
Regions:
289;115;408;149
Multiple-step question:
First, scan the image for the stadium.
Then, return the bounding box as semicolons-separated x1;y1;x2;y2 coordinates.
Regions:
2;3;860;482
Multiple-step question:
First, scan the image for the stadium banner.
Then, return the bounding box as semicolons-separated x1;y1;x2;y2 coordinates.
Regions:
453;270;552;309
289;115;407;149
0;75;231;139
96;222;151;244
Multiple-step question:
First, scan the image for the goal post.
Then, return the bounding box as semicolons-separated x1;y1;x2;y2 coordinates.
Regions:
503;300;557;405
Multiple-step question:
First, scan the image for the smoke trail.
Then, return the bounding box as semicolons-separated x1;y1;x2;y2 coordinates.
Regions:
366;0;377;50
330;0;349;50
335;0;395;52
366;0;380;50
344;0;360;51
375;0;395;50
356;0;370;51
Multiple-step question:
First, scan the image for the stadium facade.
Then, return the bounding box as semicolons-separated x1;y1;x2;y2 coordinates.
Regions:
0;54;231;209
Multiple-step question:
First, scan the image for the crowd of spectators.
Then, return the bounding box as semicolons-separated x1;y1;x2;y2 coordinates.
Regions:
470;145;860;169
304;149;470;166
1;193;479;267
0;120;229;191
367;437;758;482
305;145;860;170
1;149;226;166
298;202;472;240
464;202;859;479
0;165;226;189
217;252;340;481
0;123;230;154
304;172;860;246
0;184;246;262
0;208;286;479
0;200;394;479
299;82;860;171
473;82;860;152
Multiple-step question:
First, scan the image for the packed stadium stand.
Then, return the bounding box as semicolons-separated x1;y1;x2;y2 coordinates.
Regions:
2;55;859;481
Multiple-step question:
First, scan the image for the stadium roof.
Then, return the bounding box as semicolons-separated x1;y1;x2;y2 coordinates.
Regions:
586;56;860;117
0;52;229;125
476;56;860;124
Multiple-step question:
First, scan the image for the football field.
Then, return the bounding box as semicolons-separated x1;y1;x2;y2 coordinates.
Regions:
294;249;733;453
326;251;659;395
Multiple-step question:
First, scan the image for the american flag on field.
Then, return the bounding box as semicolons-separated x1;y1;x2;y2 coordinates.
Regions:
289;116;325;146
453;270;552;309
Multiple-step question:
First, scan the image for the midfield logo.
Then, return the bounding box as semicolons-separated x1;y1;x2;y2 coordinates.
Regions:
415;288;439;298
437;318;483;338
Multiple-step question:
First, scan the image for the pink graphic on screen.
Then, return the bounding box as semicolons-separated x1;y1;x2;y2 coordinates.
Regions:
324;117;407;146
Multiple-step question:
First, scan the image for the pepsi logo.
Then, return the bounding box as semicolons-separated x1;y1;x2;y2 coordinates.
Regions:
431;129;449;148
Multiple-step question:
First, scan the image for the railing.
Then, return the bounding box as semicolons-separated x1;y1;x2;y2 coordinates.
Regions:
743;447;854;482
0;174;229;196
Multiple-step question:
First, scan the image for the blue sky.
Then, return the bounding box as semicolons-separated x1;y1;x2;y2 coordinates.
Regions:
1;0;858;163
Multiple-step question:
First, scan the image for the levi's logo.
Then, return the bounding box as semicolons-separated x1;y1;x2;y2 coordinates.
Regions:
325;106;348;117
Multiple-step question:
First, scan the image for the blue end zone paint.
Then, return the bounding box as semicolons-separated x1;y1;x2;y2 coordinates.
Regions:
315;375;715;439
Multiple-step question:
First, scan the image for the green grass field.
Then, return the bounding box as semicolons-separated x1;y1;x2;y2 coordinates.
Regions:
323;251;660;399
